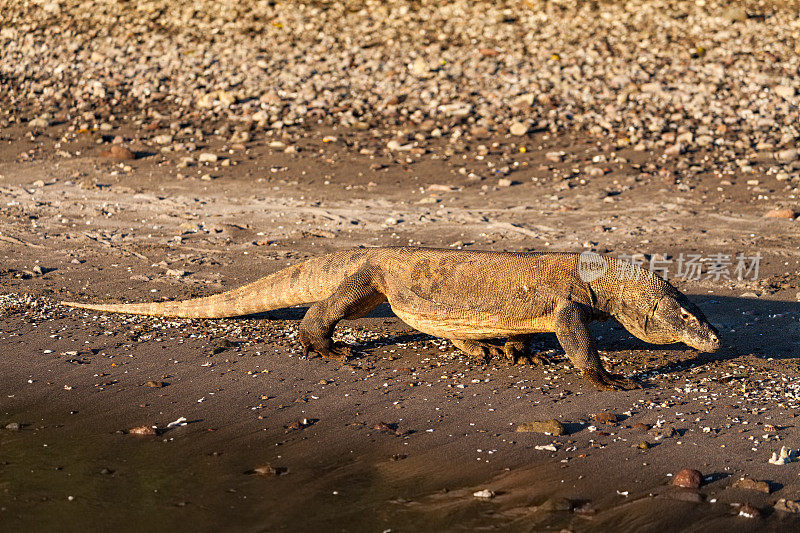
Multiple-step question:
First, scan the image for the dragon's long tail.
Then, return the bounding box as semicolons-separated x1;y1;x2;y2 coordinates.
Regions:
61;249;373;318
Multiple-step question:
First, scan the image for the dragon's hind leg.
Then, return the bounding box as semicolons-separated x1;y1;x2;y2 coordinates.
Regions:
298;268;386;361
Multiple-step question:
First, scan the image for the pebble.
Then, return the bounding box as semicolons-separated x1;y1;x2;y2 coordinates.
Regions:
737;504;761;519
731;477;770;493
664;143;684;157
545;151;565;163
253;464;287;476
473;489;495;499
593;412;618;425
509;122;528;136
672;468;702;489
99;145;136;160
128;425;157;436
774;85;796;99
764;208;796;219
153;134;173;145
198;152;219;163
768;446;797;465
774;499;800;514
516;419;566;436
4;422;21;431
28;117;50;128
775;149;799;162
386;140;413;151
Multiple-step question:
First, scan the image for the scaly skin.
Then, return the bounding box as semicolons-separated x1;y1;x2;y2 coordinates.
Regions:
62;247;721;391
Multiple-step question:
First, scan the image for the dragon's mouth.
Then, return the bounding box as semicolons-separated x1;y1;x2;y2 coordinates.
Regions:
685;331;721;353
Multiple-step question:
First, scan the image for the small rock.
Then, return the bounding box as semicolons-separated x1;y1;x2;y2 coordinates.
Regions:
509;121;528;136
573;502;596;516
165;268;186;277
723;6;748;23
696;135;714;147
664;143;684;157
153;134;173;145
4;422;20;431
212;339;236;354
774;499;800;514
769;446;797;465
427;184;458;192
537;497;572;512
99;145;136;160
497;178;513;187
775;149;799;162
386;139;412;151
545;151;565;163
198;152;219;163
516;419;566;435
470;126;490;138
764;208;796;219
774;85;796;99
144;381;167;388
128;425;157;436
28;117;50;128
230;131;250;144
738;504;761;519
633;423;651;431
732;477;770;493
253;464;287;476
373;422;399;434
197;90;236;108
638;441;651;450
649;426;676;440
593;412;618;425
672;468;702;489
409;57;430;77
473;489;495;499
438;102;472;118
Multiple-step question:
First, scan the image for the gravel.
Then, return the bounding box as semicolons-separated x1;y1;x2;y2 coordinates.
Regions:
1;0;799;178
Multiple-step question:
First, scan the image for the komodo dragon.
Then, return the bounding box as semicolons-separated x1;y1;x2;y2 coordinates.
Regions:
62;247;720;390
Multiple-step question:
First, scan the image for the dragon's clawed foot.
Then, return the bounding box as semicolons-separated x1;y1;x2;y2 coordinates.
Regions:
300;335;352;362
582;369;641;391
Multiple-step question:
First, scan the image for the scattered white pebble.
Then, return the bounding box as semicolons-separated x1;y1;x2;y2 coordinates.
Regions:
166;416;187;428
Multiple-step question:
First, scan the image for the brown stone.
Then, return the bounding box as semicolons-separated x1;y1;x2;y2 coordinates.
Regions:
764;208;796;219
99;145;136;160
128;425;157;436
737;504;761;519
672;468;702;489
253;464;287;476
594;412;618;425
732;477;770;493
516;419;566;435
774;499;800;514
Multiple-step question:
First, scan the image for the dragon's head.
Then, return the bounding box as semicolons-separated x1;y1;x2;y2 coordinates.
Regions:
613;280;720;353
